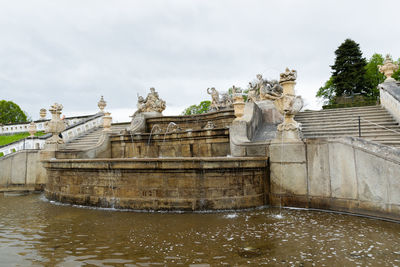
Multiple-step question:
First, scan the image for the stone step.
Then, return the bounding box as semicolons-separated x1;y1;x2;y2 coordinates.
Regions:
295;118;398;125
301;123;400;130
297;107;385;115
298;105;383;115
301;127;400;135
296;114;394;123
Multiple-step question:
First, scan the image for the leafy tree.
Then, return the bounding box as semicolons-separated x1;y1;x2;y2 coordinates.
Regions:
0;100;28;124
182;100;211;115
393;58;400;81
331;39;369;97
316;77;335;105
364;53;385;98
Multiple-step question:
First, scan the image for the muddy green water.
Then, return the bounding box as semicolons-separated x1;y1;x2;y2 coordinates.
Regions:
1;194;400;266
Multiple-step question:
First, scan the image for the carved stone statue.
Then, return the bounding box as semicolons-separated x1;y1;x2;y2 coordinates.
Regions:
260;79;283;100
247;74;283;102
207;87;220;110
133;87;166;116
129;88;166;133
207;87;233;111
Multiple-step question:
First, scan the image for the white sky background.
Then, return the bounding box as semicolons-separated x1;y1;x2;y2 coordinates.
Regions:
0;0;399;122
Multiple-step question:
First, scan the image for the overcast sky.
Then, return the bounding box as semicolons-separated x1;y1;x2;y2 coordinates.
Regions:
0;0;399;122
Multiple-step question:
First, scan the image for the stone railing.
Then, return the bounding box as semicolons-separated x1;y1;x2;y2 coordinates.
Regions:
61;113;104;143
0;114;95;135
0;113;104;157
0;136;47;156
379;81;400;124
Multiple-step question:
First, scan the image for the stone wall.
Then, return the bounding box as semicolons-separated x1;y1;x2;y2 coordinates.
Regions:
111;128;230;158
44;157;268;211
380;81;400;124
0;150;46;189
269;137;400;220
146;109;235;132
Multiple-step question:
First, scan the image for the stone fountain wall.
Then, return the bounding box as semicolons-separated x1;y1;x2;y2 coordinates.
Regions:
44;157;268;210
111;128;230;158
269;137;400;221
146;109;235;132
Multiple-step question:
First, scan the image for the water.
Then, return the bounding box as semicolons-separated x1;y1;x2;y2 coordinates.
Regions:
146;124;161;157
1;194;400;266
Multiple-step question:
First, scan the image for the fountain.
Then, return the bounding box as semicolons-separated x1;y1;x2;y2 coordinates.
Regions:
41;70;400;222
2;68;399;266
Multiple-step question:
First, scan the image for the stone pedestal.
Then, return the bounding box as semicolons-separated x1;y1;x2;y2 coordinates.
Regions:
103;112;112;132
269;141;307;206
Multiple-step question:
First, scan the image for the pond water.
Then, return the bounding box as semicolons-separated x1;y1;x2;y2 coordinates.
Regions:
1;194;400;266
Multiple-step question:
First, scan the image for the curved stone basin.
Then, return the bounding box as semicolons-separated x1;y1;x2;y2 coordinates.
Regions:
44;157;268;210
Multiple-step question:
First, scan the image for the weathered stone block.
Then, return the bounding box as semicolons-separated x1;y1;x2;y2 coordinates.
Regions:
355;150;388;203
328;142;357;199
270;162;307;195
307;142;331;197
269;142;306;163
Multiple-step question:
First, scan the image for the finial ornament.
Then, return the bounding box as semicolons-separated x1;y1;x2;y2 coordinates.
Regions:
28;122;37;137
379;54;399;82
39;108;47;119
279;68;297;83
98;96;107;112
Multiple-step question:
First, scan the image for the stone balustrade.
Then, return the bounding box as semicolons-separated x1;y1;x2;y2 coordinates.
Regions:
379;81;400;124
0;113;104;157
0;115;96;135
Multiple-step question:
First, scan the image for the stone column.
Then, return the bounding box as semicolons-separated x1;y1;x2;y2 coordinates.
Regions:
272;68;303;142
103;112;112;132
269;68;307;207
232;87;245;120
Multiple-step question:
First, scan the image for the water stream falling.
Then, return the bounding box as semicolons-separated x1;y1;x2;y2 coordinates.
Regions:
146;124;161;157
160;122;177;158
277;112;286;219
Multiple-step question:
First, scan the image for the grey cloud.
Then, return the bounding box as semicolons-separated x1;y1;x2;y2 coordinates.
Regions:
0;0;399;121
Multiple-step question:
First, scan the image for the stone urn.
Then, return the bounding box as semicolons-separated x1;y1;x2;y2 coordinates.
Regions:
98;96;107;113
39;108;47;119
44;103;66;150
379;55;399;82
103;112;112;131
28;122;37;137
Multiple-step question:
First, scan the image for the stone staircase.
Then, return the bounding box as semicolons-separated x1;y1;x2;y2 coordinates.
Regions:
63;124;128;150
295;105;400;148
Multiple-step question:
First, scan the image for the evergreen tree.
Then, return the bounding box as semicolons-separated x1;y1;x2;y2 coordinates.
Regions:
331;39;369;96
